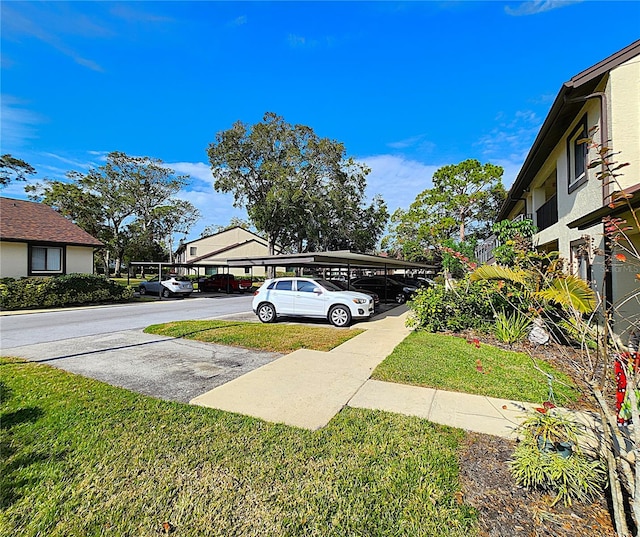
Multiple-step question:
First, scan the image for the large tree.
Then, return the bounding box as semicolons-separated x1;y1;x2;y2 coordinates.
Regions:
0;154;36;187
384;159;506;262
207;112;388;259
26;152;199;275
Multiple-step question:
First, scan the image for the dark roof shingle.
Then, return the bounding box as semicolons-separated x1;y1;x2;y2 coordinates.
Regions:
0;197;103;247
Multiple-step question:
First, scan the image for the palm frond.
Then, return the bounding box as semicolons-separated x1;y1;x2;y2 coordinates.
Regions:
536;275;596;314
470;265;530;286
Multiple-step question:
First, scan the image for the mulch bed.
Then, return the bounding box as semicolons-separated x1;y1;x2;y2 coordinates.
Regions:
458;432;615;537
455;330;617;536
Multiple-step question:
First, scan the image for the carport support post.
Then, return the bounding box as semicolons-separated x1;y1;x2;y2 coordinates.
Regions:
158;262;162;300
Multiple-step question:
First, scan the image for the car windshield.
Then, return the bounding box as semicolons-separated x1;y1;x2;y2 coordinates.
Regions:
315;279;343;292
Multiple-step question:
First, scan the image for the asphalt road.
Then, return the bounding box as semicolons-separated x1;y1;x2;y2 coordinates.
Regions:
0;294;255;349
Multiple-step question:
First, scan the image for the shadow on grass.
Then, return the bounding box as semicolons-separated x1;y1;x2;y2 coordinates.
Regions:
1;385;53;509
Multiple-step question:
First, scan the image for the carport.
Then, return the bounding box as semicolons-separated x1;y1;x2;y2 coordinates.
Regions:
126;261;240;299
226;250;436;303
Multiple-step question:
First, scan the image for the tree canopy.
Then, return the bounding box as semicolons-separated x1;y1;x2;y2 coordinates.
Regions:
383;159;506;262
207;112;388;256
0;154;36;187
26;152;200;274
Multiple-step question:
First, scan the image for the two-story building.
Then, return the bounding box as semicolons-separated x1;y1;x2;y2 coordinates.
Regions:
497;40;640;336
174;226;272;277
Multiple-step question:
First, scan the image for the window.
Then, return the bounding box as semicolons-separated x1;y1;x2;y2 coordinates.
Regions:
567;114;588;193
190;247;197;256
275;280;293;291
30;246;63;274
297;280;319;293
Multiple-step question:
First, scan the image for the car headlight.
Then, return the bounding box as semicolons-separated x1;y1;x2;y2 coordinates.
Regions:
352;298;367;304
402;287;412;293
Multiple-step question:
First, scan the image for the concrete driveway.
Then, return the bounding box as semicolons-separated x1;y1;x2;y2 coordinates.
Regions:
11;326;281;403
7;305;398;404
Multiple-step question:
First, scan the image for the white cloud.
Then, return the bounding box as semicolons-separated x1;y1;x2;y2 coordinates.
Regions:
476;108;541;166
505;1;583;16
2;2;105;71
167;160;246;240
168;161;213;185
386;134;435;154
0;95;43;149
228;15;247;27
177;187;247;241
359;155;440;212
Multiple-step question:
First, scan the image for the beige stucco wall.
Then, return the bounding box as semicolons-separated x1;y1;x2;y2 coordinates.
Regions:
0;241;28;278
519;97;604;266
66;245;95;274
609;56;640;190
184;228;268;262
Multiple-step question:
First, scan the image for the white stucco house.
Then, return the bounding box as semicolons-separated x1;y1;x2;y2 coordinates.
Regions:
495;40;640;337
0;197;103;279
174;226;273;277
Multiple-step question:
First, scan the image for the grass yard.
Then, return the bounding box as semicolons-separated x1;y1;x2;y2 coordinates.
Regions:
371;331;578;406
1;357;477;537
144;320;364;353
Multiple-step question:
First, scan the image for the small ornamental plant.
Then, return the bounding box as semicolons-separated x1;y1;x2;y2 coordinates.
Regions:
511;405;606;506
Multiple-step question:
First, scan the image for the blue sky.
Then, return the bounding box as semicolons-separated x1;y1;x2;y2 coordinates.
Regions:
2;1;639;241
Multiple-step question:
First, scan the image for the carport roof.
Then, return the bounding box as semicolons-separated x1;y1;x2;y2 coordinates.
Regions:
226;250;435;270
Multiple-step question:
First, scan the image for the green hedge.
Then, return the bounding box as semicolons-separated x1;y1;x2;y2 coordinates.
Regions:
407;278;527;333
0;274;134;311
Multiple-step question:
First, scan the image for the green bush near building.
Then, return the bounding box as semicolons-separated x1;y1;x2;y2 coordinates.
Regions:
0;274;134;310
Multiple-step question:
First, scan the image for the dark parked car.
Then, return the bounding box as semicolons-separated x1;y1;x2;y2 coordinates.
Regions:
350;276;418;304
392;275;433;288
328;280;380;309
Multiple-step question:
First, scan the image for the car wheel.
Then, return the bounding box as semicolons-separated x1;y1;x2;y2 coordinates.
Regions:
139;286;146;295
395;292;407;304
161;288;171;298
257;302;276;323
329;305;352;327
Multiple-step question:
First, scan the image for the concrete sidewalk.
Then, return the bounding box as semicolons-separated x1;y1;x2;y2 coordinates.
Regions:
190;306;414;430
191;306;599;439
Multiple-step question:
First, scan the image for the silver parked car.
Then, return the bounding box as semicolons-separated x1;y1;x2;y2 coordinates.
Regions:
252;277;374;327
139;274;193;298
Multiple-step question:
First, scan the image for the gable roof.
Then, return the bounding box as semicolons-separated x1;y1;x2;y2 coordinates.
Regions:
176;225;267;254
0;197;103;247
499;40;640;220
186;239;267;264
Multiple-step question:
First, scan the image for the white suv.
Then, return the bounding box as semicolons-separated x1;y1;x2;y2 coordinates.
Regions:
252;277;374;327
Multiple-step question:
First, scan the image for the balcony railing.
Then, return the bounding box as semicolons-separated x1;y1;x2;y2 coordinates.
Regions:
536;195;558;231
475;234;499;265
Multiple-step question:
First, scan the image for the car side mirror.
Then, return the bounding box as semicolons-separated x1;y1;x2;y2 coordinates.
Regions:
314;289;323;295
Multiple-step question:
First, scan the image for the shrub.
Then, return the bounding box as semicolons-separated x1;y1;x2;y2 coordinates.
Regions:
494;310;532;345
511;408;606;506
407;278;524;333
0;274;134;311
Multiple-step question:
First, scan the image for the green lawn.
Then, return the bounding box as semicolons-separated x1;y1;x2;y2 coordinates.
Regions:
371;331;578;406
1;357;477;537
144;320;364;353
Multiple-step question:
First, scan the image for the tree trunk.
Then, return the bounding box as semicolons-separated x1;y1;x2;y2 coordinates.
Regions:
267;234;276;279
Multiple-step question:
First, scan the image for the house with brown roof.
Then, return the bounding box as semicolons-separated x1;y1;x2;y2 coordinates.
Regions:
0;197;103;278
494;40;640;338
174;226;273;277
